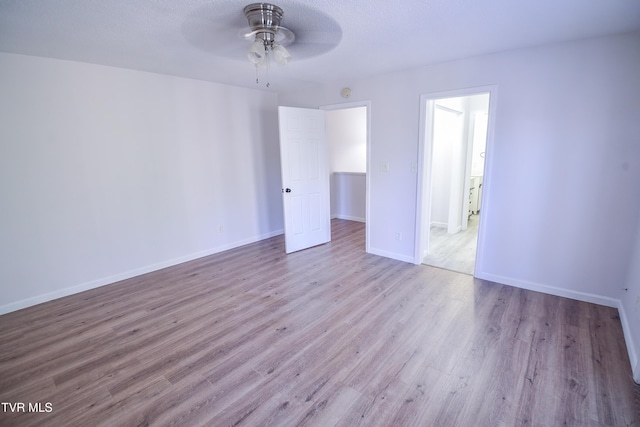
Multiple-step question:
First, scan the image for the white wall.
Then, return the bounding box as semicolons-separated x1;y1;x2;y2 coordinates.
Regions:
279;31;640;296
279;32;640;367
430;103;464;228
331;172;366;222
0;52;284;314
326;107;367;173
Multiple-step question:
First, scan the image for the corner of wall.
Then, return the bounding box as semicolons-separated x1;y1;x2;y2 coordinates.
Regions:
618;300;640;384
476;271;640;382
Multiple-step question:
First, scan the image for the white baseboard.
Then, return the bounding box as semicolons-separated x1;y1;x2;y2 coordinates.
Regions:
476;272;618;308
367;247;414;264
332;214;365;223
617;301;640;384
0;229;284;316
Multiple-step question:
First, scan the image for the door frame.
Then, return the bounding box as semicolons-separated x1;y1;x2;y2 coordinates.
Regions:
414;85;498;275
320;100;372;254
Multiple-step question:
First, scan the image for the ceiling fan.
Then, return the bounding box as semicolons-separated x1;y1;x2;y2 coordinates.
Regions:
182;1;342;87
243;3;294;86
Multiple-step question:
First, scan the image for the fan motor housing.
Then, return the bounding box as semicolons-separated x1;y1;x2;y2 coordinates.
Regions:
244;3;284;43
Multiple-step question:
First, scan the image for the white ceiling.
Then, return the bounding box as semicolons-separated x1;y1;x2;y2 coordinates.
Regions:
1;0;639;91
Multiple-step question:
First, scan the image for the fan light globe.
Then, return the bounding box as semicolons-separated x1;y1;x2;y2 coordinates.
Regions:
272;44;291;65
248;39;266;65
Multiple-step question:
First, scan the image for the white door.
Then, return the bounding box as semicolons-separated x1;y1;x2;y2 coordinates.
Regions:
278;106;331;253
430;104;465;235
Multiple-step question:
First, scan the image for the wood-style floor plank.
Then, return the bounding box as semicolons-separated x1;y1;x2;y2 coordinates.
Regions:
0;219;638;426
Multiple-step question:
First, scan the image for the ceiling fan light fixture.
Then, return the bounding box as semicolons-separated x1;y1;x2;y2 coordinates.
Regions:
272;44;291;65
243;3;293;86
247;39;266;65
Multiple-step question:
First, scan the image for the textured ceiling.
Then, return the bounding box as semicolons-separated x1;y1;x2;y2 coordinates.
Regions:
1;0;639;90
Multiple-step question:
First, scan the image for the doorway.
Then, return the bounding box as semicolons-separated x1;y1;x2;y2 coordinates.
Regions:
414;87;496;275
321;101;371;252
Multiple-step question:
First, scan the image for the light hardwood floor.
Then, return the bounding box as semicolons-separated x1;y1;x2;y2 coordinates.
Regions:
1;219;638;426
423;214;479;275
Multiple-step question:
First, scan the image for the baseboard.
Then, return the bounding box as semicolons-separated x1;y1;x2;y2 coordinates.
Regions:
333;214;365;223
367;247;414;264
475;272;619;308
0;229;284;316
617;301;640;384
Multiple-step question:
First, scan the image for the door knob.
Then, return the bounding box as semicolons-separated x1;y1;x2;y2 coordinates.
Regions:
283;188;292;193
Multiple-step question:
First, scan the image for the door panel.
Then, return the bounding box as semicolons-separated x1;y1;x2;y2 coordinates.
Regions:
278;106;330;253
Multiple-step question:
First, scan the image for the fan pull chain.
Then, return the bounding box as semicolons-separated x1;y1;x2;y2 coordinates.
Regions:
265;47;271;88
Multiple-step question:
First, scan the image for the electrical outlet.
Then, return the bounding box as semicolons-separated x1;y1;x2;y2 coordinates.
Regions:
380;161;390;172
218;225;224;234
395;232;402;241
636;295;640;310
